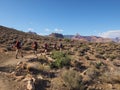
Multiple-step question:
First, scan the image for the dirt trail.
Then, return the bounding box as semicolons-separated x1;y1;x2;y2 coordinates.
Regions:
0;53;42;66
0;53;43;90
0;73;17;90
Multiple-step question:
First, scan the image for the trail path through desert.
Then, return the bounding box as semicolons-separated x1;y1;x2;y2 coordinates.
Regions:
0;52;43;90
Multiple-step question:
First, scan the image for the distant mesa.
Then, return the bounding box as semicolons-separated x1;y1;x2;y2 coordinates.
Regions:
27;31;37;35
49;33;64;38
71;33;113;42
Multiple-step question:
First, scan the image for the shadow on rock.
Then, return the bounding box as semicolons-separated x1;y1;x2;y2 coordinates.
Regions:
35;79;51;90
0;66;15;73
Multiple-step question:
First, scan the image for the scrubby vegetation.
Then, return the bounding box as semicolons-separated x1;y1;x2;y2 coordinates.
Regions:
50;51;71;69
61;69;85;90
0;26;120;90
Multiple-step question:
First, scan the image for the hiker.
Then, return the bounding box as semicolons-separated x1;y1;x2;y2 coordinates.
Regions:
53;43;57;50
44;43;48;53
32;41;38;58
59;42;63;51
14;40;23;59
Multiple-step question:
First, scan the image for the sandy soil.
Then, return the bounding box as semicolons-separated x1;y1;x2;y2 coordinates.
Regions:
0;52;40;90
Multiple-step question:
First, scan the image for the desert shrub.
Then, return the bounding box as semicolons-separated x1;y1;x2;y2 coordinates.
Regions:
73;47;78;51
61;69;85;90
104;54;116;61
22;46;32;51
50;51;65;59
64;38;71;42
95;61;104;69
50;51;71;69
65;50;75;55
50;77;69;90
95;53;105;59
84;55;90;60
6;45;13;51
108;54;116;61
78;45;90;56
80;45;89;52
38;63;50;72
0;39;5;44
99;70;120;83
85;66;100;80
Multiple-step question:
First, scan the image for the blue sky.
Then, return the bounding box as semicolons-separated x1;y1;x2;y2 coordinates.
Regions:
0;0;120;38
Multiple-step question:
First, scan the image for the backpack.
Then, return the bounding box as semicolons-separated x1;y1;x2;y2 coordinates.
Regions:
15;41;21;49
60;43;63;48
32;42;38;49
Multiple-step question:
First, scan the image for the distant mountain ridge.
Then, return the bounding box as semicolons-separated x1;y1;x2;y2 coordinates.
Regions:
64;35;74;39
112;37;120;43
71;34;113;42
64;34;113;42
67;34;120;43
45;32;118;42
0;25;119;43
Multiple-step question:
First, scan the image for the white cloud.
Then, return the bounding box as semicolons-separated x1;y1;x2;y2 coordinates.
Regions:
54;28;63;33
99;30;120;38
38;33;46;35
45;28;50;32
28;28;34;31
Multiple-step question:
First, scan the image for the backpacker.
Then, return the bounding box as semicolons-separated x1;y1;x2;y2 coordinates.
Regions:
15;41;21;49
32;41;38;50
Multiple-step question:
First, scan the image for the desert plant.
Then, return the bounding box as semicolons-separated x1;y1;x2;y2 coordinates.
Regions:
84;55;90;60
50;51;71;68
95;53;105;59
99;69;120;83
61;69;85;90
109;54;116;61
95;61;104;69
104;54;116;61
85;66;100;80
22;46;32;51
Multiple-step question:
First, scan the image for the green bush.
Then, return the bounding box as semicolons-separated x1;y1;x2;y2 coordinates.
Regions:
50;51;71;68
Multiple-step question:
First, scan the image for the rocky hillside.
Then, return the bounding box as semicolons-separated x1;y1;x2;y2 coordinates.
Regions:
0;25;59;51
0;25;41;44
0;25;120;90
